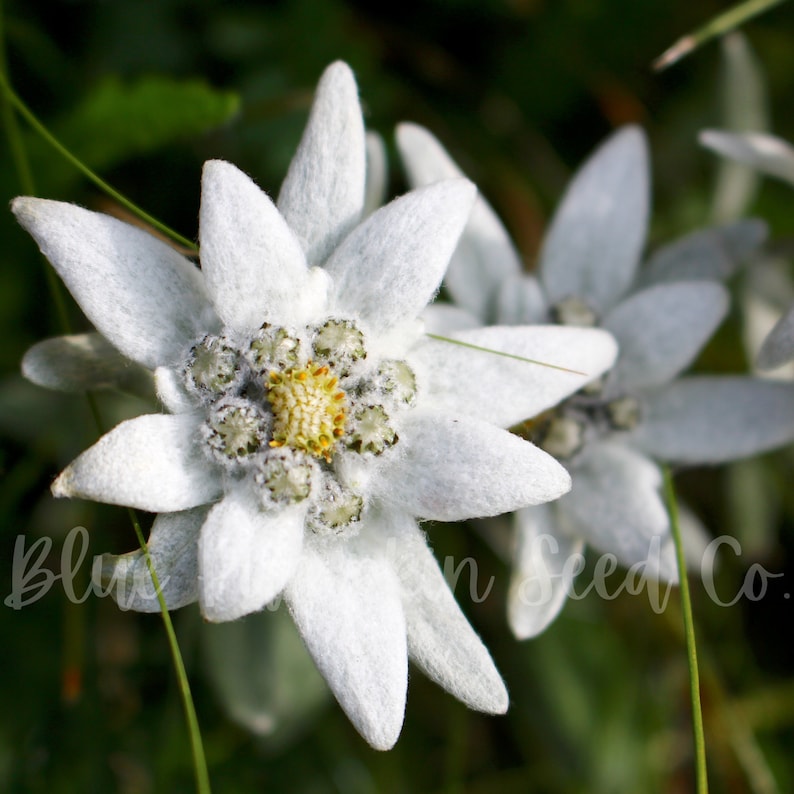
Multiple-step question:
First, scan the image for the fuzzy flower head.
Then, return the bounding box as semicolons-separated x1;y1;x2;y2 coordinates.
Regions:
399;122;794;638
16;63;619;748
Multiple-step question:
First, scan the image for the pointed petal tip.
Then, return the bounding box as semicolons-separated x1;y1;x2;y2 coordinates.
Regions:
508;603;557;641
316;61;359;101
11;195;44;226
479;679;509;715
556;465;573;499
51;469;73;499
201;159;257;199
322;59;355;79
362;718;402;751
612;124;648;155
201;157;231;180
395;121;431;148
698;128;722;149
591;327;620;373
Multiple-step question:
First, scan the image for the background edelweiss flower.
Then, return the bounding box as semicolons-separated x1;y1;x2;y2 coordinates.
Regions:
701;129;794;371
398;121;794;638
16;62;617;749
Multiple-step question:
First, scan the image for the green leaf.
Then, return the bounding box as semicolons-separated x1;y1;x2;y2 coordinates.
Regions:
27;76;240;190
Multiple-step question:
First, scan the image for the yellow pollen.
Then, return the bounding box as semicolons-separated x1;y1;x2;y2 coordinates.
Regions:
266;361;347;462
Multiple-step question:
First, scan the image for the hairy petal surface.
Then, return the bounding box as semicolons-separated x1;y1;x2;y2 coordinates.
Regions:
638;220;766;287
603;282;728;395
508;504;585;639
397;123;523;321
199;486;305;622
22;333;152;397
700;130;794;185
495;274;548;325
52;413;221;512
421;304;482;334
630;377;794;463
540;127;649;314
199;160;308;332
411;325;617;427
562;442;677;581
758;304;794;369
96;506;209;612
285;534;407;750
13;198;212;369
324;180;476;334
382;412;571;521
278;61;366;266
154;367;197;414
386;513;508;713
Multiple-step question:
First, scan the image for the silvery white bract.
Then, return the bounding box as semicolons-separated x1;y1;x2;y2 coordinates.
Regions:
399;122;794;638
702;129;794;371
15;62;619;749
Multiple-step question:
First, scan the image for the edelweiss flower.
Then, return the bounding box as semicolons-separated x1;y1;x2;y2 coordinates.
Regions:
16;62;618;748
399;122;794;637
701;129;794;370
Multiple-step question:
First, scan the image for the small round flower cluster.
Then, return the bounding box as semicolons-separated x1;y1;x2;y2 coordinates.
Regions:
524;298;641;460
183;318;416;535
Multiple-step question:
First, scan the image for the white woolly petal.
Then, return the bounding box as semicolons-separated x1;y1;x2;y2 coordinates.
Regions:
602;282;728;396
700;130;794;185
495;274;549;325
199;160;308;332
562;442;677;581
12;197;212;369
22;333;152;397
96;506;209;613
381;412;571;521
630;376;794;463
199;487;305;622
52;413;221;512
154;366;197;413
507;504;585;639
540;126;649;314
324;179;477;334
278;61;366;267
397;122;523;321
384;513;508;713
639;220;767;286
285;534;407;750
757;303;794;369
421;303;482;334
410;326;617;427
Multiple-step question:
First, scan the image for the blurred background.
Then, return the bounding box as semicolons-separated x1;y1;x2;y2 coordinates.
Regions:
1;0;794;791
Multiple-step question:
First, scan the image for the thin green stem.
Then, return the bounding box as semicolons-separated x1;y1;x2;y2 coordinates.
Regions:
0;71;197;252
653;0;788;70
0;15;209;790
426;333;587;376
127;509;211;794
0;4;73;332
0;18;31;193
662;465;708;794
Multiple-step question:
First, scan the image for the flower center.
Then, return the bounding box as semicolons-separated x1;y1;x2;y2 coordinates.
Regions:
551;296;598;327
188;319;415;534
520;409;585;460
266;362;347;462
